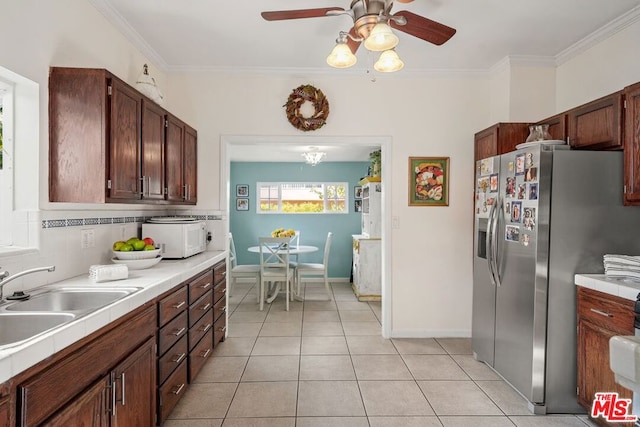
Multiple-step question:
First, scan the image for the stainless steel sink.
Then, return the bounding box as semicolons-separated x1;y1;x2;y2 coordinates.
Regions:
3;287;140;313
0;312;75;346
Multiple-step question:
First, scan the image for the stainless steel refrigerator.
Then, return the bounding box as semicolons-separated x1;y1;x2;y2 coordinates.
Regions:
472;145;640;414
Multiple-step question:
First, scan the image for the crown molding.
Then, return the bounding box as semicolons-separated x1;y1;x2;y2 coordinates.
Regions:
556;5;640;66
87;0;169;72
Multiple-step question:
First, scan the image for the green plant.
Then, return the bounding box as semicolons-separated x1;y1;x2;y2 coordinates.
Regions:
370;149;381;176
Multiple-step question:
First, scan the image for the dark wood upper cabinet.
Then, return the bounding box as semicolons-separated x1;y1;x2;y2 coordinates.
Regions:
49;67;196;205
535;113;567;142
474;123;529;162
165;115;197;204
184;125;198;204
624;82;640;205
567;91;624;150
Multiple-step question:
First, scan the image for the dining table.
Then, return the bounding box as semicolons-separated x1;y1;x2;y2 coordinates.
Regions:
247;244;318;304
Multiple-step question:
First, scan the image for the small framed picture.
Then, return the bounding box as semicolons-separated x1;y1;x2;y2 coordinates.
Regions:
236;198;249;211
409;156;450;207
236;184;249;197
354;186;363;199
354;199;363;212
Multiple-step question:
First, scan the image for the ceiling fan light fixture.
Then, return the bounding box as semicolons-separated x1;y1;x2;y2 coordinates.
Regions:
302;148;327;166
326;41;357;68
364;22;399;52
374;49;404;73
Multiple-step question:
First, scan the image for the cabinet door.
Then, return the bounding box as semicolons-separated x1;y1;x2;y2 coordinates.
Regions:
474;126;498;163
567;91;623;150
0;396;10;427
184;125;198;204
577;319;633;423
43;377;108;427
165;114;185;202
624;83;640;205
109;79;142;200
141;100;165;200
111;338;156;427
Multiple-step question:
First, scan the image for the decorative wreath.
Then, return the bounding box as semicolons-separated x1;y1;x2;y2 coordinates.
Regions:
283;84;329;132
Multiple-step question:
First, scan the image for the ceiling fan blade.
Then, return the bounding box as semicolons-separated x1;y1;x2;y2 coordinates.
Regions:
390;11;456;46
261;7;345;21
346;27;362;54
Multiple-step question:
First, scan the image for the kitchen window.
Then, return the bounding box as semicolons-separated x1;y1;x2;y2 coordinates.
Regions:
0;79;13;245
257;182;348;214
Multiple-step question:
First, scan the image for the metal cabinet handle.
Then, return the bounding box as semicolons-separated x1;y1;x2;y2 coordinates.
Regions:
182;185;188;200
139;176;145;196
172;301;186;309
172;383;185;395
121;372;126;406
172;327;187;337
590;308;613;317
200;323;212;333
200;348;212;358
112;375;117;417
200;302;212;311
172;352;186;364
200;282;212;289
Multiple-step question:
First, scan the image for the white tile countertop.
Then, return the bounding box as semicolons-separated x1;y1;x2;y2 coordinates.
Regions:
0;250;226;384
575;274;640;301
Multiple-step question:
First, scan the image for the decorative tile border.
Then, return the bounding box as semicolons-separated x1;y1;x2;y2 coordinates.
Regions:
42;214;223;229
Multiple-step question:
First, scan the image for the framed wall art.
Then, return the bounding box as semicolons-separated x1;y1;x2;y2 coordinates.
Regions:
236;184;249;197
409;157;450;207
354;186;363;199
236;198;249;211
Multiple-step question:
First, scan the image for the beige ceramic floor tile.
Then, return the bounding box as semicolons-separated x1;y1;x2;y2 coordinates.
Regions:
342;321;382;336
252;336;301;355
164;420;223;427
258;321;302;337
368;416;442;427
296;417;369;427
297;380;366;417
451;355;501;381
352;355;413;380
304;300;338;311
417;381;502;416
227;322;262;338
435;338;472;355
476;380;532;415
346;336;398;355
168;383;237;419
301;336;349;355
439;416;516;426
222;418;295;427
359;380;435;416
339;310;379;322
211;337;256;357
299;355;356;380
264;310;303;323
402;355;470;380
229;310;268;323
302;321;344;336
391;338;447;355
303;310;341;322
509;416;589;426
337;301;374;311
227;382;298;418
193;356;248;383
241;355;299;382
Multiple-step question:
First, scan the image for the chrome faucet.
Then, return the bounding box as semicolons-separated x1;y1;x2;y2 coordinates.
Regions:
0;265;56;301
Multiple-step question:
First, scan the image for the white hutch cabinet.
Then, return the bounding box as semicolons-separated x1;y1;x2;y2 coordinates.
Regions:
352;177;382;301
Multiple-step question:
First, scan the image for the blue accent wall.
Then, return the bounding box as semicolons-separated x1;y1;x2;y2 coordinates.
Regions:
230;162;369;278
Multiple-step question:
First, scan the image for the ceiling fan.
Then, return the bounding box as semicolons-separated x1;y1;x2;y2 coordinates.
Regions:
261;0;456;59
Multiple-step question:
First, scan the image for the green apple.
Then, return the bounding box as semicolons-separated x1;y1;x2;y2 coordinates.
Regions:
120;243;134;252
132;240;146;251
143;244;156;251
113;241;126;251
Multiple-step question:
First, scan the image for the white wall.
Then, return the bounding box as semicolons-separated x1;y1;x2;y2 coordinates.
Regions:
556;18;640;111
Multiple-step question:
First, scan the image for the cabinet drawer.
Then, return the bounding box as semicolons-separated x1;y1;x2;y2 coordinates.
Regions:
188;270;213;304
158;335;188;386
189;291;213;328
188;328;213;383
189;309;213;351
159;311;188;356
214;315;227;347
158;360;187;424
158;286;188;327
577;287;634;334
213;279;227;305
213;262;227;286
213;295;226;323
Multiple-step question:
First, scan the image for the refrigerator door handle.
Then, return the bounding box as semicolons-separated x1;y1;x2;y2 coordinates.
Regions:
490;197;502;287
486;199;498;287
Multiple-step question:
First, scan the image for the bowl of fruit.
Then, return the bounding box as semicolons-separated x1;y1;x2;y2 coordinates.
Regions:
112;237;160;260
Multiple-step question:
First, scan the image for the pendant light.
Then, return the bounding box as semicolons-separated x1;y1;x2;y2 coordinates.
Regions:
374;49;404;73
364;22;399;52
327;33;357;68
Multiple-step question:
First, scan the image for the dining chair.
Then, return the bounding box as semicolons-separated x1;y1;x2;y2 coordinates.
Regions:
259;237;294;311
228;232;261;301
289;230;301;267
295;232;333;300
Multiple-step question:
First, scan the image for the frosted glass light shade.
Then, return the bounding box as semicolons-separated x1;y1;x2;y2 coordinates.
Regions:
374;49;404;73
364;23;399;52
326;43;357;68
302;151;326;165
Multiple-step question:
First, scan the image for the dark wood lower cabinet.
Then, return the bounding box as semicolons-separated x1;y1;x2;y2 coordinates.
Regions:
0;397;11;427
44;377;108;427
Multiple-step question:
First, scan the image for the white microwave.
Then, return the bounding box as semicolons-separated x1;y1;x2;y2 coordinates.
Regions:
142;219;207;259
